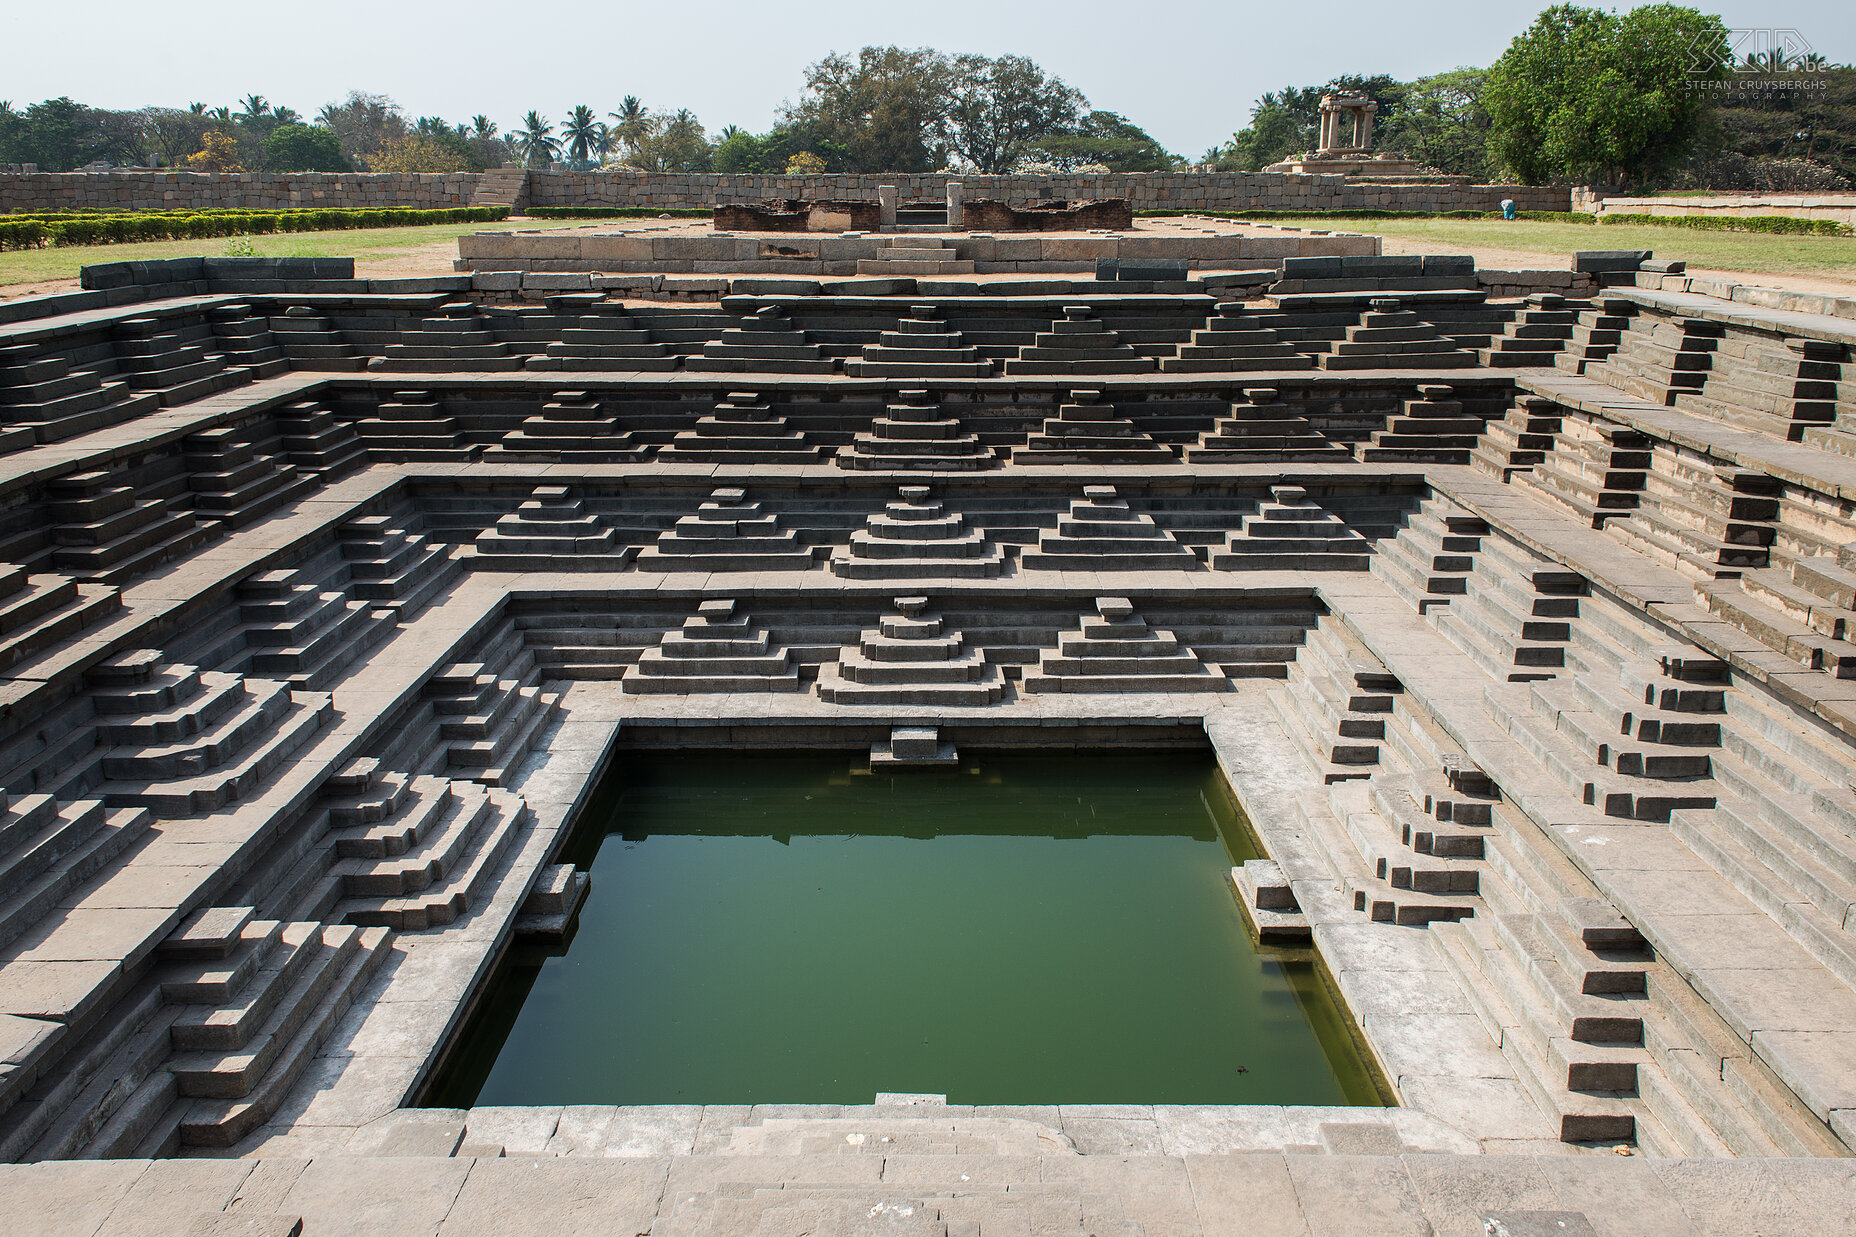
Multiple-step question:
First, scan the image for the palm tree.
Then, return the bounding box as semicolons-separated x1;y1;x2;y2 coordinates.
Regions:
189;102;209;116
272;106;300;126
237;94;269;122
719;125;746;142
471;115;498;140
561;104;603;168
513;111;559;168
607;96;649;156
209;106;233;123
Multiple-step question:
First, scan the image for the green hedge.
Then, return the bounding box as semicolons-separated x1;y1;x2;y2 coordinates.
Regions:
1597;211;1851;236
522;206;712;218
0;206;511;251
1135;208;1597;223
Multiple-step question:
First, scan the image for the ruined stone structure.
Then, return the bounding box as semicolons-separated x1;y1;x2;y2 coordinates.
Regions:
1;246;1855;1235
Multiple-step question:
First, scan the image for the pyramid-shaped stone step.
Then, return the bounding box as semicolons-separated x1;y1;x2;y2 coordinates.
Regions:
830;486;1005;579
45;469;216;585
686;305;839;373
1212;485;1370;570
182;424;319;529
175;921;392;1148
0;340;159;445
1361;384;1490;462
634;487;815;571
338;515;463;619
536;299;678;371
657;391;825;464
0;562;120;672
1478;293;1580;367
352;390;481;461
1020;485;1199;571
1470;395;1564;480
464;485;629;571
270;400;365;475
1320;299;1478;370
483;390;651;462
110;314;252;405
208;304;288;378
1024;595;1228;693
336;777;528;930
843;305;993;377
1161;301;1318;372
815;596;1007;706
622;598;802;693
835;389;1000;470
373;301;524;371
225;568;388;691
1184;386;1348;462
267;305;364;371
0;797;150;953
422;663;563;788
1015;389;1177;465
1007;305;1158;374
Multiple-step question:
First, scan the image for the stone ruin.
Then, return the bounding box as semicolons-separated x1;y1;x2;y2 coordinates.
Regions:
711;197;884;232
963;197;1135;231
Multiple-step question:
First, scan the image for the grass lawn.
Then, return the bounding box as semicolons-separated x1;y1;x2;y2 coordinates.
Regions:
0;220;586;289
1354;218;1856;280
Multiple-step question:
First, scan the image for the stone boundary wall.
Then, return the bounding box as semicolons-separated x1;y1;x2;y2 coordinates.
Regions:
1573;189;1856;226
525;171;1568;214
0;171;479;213
0;170;1568;215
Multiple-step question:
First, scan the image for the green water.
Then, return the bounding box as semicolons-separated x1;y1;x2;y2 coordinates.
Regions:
427;751;1385;1108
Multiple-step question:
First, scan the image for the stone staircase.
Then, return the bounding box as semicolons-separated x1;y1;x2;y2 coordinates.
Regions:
1160;301;1316;373
1370;495;1488;615
44;468;216;585
1023;595;1226;693
835;389;1000;470
323;763;530;930
1477;294;1581;368
267;305;365;371
272;400;365;476
0;906;390;1159
686;306;839;374
1270;620;1403;786
842;304;994;377
0;340;158;447
621;598;801;694
353;389;482;462
1431;532;1585;684
0;561;119;672
1471;395;1563;481
1020;486;1199;571
634;487;816;571
464;485;627;571
656;391;825;464
1606;450;1780;581
419;662;561;788
1553;298;1634;374
470;167;528;210
815;596;1006;705
829;486;1005;579
334;513;463;620
1359;384;1490;463
1318;300;1477;370
853;236;975;276
109;314;253;406
200;567;390;691
207;304;289;378
1587;315;1721;406
0;794;150;953
372;302;523;372
1211;485;1369;570
182;423;319;529
1675;332;1846;442
1013;389;1177;465
1006;306;1157;375
1510;412;1650;529
1183;387;1349;463
527;295;679;372
483;390;651;462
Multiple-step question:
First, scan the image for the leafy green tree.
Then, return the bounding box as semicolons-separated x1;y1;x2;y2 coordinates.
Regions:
316;92;409;168
1026;110;1179;172
781;46;949;172
1377;68;1493;179
1218;85;1324;170
261;123;351;172
607;96;649;163
629;109;712;172
940;53;1086;173
1485;3;1729;187
561;104;605;169
514;111;560;167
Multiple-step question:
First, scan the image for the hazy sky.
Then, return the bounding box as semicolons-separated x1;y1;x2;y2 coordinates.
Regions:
9;1;1855;158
